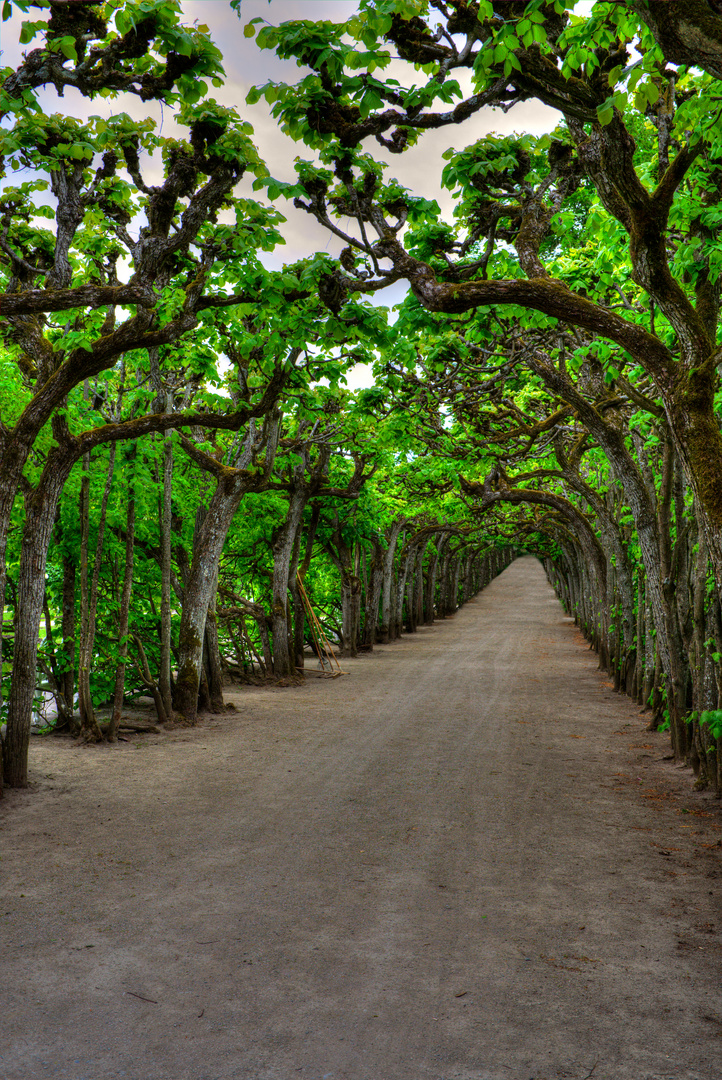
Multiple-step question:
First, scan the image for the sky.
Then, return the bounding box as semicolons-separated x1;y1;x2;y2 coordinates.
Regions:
186;1;561;262
1;0;566;387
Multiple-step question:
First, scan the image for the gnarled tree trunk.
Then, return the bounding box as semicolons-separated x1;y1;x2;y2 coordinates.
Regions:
272;485;309;677
379;523;404;643
4;446;77;787
175;475;255;723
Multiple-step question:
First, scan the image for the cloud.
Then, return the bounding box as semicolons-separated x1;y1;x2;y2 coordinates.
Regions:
2;1;562;267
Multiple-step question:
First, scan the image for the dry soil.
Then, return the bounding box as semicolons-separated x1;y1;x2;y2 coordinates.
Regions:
1;556;721;1080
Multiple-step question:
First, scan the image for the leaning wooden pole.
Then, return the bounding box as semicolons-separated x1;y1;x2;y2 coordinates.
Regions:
296;574;346;676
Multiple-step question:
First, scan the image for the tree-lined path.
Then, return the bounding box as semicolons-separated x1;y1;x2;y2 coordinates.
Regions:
1;557;720;1080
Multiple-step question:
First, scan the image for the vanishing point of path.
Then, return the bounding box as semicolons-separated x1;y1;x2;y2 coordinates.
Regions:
2;557;721;1080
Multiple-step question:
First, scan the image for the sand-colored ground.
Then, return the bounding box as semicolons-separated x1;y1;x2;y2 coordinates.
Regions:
1;556;720;1079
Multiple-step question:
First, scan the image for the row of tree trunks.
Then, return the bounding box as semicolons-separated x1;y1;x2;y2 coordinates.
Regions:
527;357;689;755
545;469;722;795
364;535;516;648
1;418;280;788
264;508;517;679
2;433;516;791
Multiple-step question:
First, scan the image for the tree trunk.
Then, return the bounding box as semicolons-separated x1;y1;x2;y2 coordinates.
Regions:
159;430;173;718
424;535;446;625
132;633;170;725
77;451;96;738
272;486;309;677
4;447;76;787
394;545;414;640
175;472;257;725
379;523;404;643
657;430;689;758
414;541;428;627
78;445;116;743
60;546;77;731
462;554;474;603
451;556;461;613
404;545;420;633
0;435;36;740
204;583;225;711
362;541;384;649
340;571;362;657
293;505;320;669
527;354;678;710
109;447;136;741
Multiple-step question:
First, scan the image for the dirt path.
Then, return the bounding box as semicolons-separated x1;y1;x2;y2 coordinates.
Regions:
2;556;721;1080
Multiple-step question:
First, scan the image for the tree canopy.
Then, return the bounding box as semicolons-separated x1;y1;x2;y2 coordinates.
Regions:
2;0;722;800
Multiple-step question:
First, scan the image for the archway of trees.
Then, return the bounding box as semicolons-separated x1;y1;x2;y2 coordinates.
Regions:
2;0;722;802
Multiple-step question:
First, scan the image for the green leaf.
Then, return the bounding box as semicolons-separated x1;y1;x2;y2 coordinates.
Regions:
645;80;660;105
19;18;44;44
597;100;614;126
58;35;78;61
700;710;722;740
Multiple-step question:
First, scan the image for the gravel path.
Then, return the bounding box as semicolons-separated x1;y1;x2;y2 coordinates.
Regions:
1;556;721;1080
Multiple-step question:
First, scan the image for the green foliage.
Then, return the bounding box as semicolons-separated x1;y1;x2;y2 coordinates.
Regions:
699;711;722;741
2;0;722;784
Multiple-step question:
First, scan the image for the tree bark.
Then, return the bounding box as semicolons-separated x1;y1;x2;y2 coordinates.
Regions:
60;543;77;730
271;485;309;677
78;444;116;743
293;505;320;669
109;446;136;741
379;522;404;643
132;634;170;725
76;450;101;741
424;534;446;625
362;539;384;649
394;545;414;640
175;472;257;724
340;570;362;658
159;430;173;718
204;594;225;711
3;447;76;787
